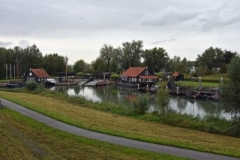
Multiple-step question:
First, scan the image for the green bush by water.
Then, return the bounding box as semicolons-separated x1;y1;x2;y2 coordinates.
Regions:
25;81;44;92
133;93;149;115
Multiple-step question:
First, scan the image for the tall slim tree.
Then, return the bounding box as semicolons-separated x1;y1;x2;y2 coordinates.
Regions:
99;44;115;72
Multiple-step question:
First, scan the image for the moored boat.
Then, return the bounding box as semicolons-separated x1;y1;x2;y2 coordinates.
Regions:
96;81;107;87
6;81;25;88
186;90;207;99
45;78;57;86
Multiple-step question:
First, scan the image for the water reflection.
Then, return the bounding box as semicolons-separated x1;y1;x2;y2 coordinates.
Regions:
50;85;235;120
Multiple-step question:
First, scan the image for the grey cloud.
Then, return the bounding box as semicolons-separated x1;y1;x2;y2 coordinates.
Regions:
151;38;175;44
0;0;143;38
151;40;167;44
168;39;175;42
0;41;13;47
141;6;200;27
197;1;240;31
19;39;30;48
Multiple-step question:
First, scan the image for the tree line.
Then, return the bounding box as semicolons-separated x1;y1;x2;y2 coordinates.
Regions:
0;40;238;80
90;40;237;75
0;45;66;79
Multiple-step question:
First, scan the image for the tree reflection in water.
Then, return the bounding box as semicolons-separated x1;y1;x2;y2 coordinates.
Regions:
50;85;238;120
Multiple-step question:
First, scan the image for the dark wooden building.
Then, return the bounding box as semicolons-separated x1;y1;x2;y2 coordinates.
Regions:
172;71;184;81
117;67;158;87
23;68;50;83
93;72;111;80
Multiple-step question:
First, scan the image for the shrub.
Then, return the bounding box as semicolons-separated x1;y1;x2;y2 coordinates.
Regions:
110;74;119;80
25;81;41;91
155;81;170;115
133;93;149;115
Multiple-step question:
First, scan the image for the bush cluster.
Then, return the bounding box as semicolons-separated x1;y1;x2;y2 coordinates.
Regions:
25;81;43;92
133;93;149;115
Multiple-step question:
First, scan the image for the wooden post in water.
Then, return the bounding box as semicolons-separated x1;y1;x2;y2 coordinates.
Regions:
65;56;68;83
198;76;201;91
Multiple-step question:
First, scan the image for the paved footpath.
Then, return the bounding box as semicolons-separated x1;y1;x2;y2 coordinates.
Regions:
1;98;239;160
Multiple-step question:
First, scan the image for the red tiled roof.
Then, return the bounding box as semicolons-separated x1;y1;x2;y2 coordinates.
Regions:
172;71;179;77
31;69;50;78
122;67;146;77
139;75;158;79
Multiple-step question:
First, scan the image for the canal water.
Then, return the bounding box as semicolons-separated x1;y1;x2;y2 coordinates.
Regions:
50;85;235;120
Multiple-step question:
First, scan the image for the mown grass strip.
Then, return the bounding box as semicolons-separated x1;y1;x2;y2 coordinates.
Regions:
0;108;186;160
1;91;240;158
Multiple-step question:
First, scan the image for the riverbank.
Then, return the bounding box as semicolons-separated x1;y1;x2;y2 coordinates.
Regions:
0;91;240;158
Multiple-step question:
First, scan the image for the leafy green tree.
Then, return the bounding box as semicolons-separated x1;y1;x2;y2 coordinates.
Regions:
178;58;188;73
223;56;240;103
91;57;105;72
141;47;169;72
120;40;143;69
43;53;65;75
73;59;86;73
21;45;43;72
196;47;224;74
1;48;15;79
223;50;237;64
99;44;115;72
166;56;181;72
219;50;238;73
0;48;8;79
111;47;122;73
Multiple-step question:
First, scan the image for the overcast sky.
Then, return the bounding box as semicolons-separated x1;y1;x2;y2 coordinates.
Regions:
1;0;240;65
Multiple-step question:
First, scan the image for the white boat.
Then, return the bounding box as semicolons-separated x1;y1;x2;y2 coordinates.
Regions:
45;78;57;85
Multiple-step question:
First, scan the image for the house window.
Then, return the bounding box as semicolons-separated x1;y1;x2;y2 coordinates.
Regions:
132;78;137;82
27;77;34;82
29;72;32;76
145;70;148;75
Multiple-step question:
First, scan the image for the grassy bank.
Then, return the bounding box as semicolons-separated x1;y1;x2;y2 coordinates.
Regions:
176;81;220;88
0;108;184;160
1;91;240;157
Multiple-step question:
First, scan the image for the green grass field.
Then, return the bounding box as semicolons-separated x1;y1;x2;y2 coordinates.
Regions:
1;91;240;158
0;108;185;160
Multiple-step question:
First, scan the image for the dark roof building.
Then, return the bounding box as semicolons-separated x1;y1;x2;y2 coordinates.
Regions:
23;68;50;83
172;71;184;81
121;67;146;77
118;67;158;87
